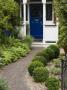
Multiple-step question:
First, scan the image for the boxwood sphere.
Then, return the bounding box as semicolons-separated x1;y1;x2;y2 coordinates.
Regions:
48;45;60;58
33;67;49;82
45;77;60;90
32;56;47;66
42;48;55;62
28;61;44;76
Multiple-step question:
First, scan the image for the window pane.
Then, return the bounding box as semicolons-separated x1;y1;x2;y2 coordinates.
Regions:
46;0;53;2
30;4;43;18
21;5;23;21
30;0;41;2
46;4;52;20
26;5;28;21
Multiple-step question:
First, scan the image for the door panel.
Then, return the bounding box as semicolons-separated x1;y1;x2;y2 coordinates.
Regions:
30;4;43;40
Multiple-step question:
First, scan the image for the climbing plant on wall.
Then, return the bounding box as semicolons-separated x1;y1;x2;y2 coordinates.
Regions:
53;0;67;53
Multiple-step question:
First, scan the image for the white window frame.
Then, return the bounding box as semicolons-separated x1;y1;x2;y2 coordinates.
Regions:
45;1;54;25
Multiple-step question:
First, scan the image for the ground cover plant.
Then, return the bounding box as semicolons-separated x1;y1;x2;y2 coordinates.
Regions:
0;78;9;90
45;77;60;90
0;36;33;67
28;45;61;90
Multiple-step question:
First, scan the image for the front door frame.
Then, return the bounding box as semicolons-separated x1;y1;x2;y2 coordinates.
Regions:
27;1;46;43
29;3;43;41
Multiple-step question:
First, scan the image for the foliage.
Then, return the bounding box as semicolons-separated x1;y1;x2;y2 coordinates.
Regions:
53;0;67;52
36;51;44;57
33;67;49;82
50;67;61;75
0;78;9;90
45;77;60;90
58;26;67;52
32;56;47;66
0;57;4;68
0;37;31;67
43;48;55;61
53;59;61;67
0;0;20;43
48;45;60;58
28;61;44;76
23;36;33;48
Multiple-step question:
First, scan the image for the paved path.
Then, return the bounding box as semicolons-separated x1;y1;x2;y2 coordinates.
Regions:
0;48;42;90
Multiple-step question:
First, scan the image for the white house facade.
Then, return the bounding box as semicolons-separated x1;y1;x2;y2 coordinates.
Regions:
19;0;59;47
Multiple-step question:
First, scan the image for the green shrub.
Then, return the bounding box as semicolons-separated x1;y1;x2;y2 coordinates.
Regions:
5;37;22;47
45;77;60;90
53;59;61;67
36;51;44;56
0;57;4;68
0;78;9;90
0;44;30;65
41;48;55;62
36;50;50;62
48;45;60;58
50;67;61;75
1;50;13;65
32;56;47;66
33;67;49;82
21;44;30;53
23;36;33;48
0;37;31;67
28;61;44;76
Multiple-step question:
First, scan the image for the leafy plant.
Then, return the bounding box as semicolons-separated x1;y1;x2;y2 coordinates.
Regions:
32;56;47;66
23;36;33;48
40;48;54;62
0;0;20;43
53;0;67;53
45;77;60;90
58;26;67;53
50;67;61;75
0;57;4;68
0;37;31;66
0;78;9;90
28;61;44;76
33;67;49;82
53;59;61;67
1;50;13;65
48;45;60;58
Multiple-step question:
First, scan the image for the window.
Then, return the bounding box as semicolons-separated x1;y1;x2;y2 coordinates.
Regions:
21;5;28;21
46;4;52;20
46;0;53;21
29;0;41;2
21;5;23;21
26;5;28;21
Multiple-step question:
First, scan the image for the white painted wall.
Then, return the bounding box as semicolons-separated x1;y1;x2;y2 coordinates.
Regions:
44;25;58;42
18;25;25;38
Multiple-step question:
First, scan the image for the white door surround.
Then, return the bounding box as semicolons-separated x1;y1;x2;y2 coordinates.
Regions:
19;0;58;47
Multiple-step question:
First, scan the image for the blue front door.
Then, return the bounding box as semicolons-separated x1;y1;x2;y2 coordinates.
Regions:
30;4;43;40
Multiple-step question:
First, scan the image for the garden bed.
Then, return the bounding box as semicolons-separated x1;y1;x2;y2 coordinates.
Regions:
28;45;62;90
25;71;47;90
26;58;61;90
0;36;33;68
